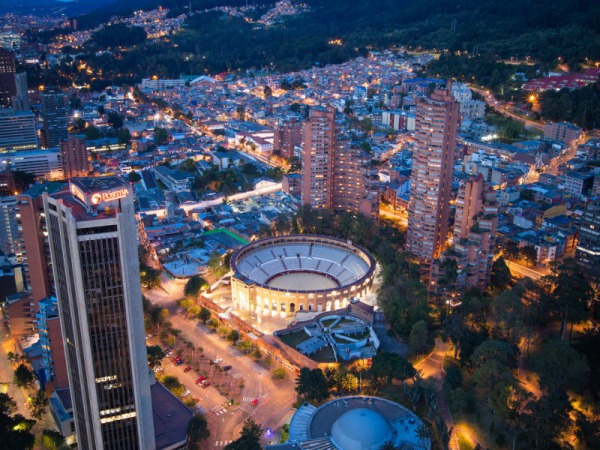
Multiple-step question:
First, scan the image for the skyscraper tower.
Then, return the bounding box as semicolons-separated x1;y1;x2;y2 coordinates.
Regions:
407;82;459;271
17;182;66;304
41;87;68;149
12;72;30;111
0;48;17;108
44;177;155;450
301;106;337;209
301;105;379;218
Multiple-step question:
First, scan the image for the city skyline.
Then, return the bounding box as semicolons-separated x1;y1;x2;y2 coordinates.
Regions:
0;2;599;449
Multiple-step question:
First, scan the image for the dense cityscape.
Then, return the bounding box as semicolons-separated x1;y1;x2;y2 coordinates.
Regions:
0;1;599;449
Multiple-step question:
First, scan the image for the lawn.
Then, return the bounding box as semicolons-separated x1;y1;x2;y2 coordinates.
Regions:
346;330;370;340
311;345;336;362
278;330;311;348
320;318;337;329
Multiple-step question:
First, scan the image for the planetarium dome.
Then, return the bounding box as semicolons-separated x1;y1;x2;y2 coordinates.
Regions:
330;408;393;450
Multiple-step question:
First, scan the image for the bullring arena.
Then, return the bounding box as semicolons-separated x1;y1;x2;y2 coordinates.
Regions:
230;235;376;317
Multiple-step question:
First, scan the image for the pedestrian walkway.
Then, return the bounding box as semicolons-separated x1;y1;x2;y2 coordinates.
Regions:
437;393;459;450
212;405;227;416
215;440;233;447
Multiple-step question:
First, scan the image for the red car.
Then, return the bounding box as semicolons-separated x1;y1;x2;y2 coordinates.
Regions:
251;399;259;406
195;376;206;384
183;365;192;373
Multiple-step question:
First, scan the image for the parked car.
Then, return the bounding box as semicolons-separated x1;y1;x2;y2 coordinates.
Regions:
200;380;211;388
212;358;223;364
223;365;232;371
183;365;192;373
181;390;191;397
145;334;152;340
251;399;259;406
165;350;173;357
195;376;206;384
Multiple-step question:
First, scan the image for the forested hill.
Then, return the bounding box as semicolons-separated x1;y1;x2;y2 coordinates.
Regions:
33;0;598;89
81;0;599;67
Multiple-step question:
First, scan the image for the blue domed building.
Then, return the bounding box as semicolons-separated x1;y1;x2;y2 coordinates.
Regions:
267;396;431;450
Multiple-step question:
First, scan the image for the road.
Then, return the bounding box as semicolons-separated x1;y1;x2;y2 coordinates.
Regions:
506;260;549;281
413;340;460;450
379;208;408;228
145;278;296;448
469;85;544;131
547;144;578;176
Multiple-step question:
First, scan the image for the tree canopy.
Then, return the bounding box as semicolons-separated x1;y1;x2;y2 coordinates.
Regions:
90;23;147;49
224;419;262;450
295;367;329;403
184;275;209;298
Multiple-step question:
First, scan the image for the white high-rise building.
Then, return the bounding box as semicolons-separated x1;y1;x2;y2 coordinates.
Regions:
44;177;155;450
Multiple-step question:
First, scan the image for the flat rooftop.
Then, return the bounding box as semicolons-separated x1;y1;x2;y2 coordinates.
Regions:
71;176;129;193
151;382;193;450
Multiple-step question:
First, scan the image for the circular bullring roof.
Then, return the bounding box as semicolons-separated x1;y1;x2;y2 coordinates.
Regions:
231;235;375;293
331;408;393;450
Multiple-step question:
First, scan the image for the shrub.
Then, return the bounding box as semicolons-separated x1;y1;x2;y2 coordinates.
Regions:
273;368;286;380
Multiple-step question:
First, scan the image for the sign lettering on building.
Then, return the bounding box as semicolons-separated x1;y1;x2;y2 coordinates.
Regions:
90;188;129;205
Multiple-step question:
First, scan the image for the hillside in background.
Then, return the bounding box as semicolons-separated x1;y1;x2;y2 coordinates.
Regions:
22;0;600;93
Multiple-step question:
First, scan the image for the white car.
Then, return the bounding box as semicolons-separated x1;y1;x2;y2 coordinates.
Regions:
181;390;191;397
145;334;152;340
213;358;223;364
152;366;164;373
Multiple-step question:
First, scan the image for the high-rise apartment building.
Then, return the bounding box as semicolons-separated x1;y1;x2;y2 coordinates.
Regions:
301;106;379;218
12;72;30;111
274;117;303;159
332;143;379;218
17;183;66;304
41;88;68;149
0;48;16;108
60;136;89;178
438;174;498;290
44;177;155;450
0;108;38;152
406;82;459;271
453;174;484;242
301;106;337;209
575;202;600;281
